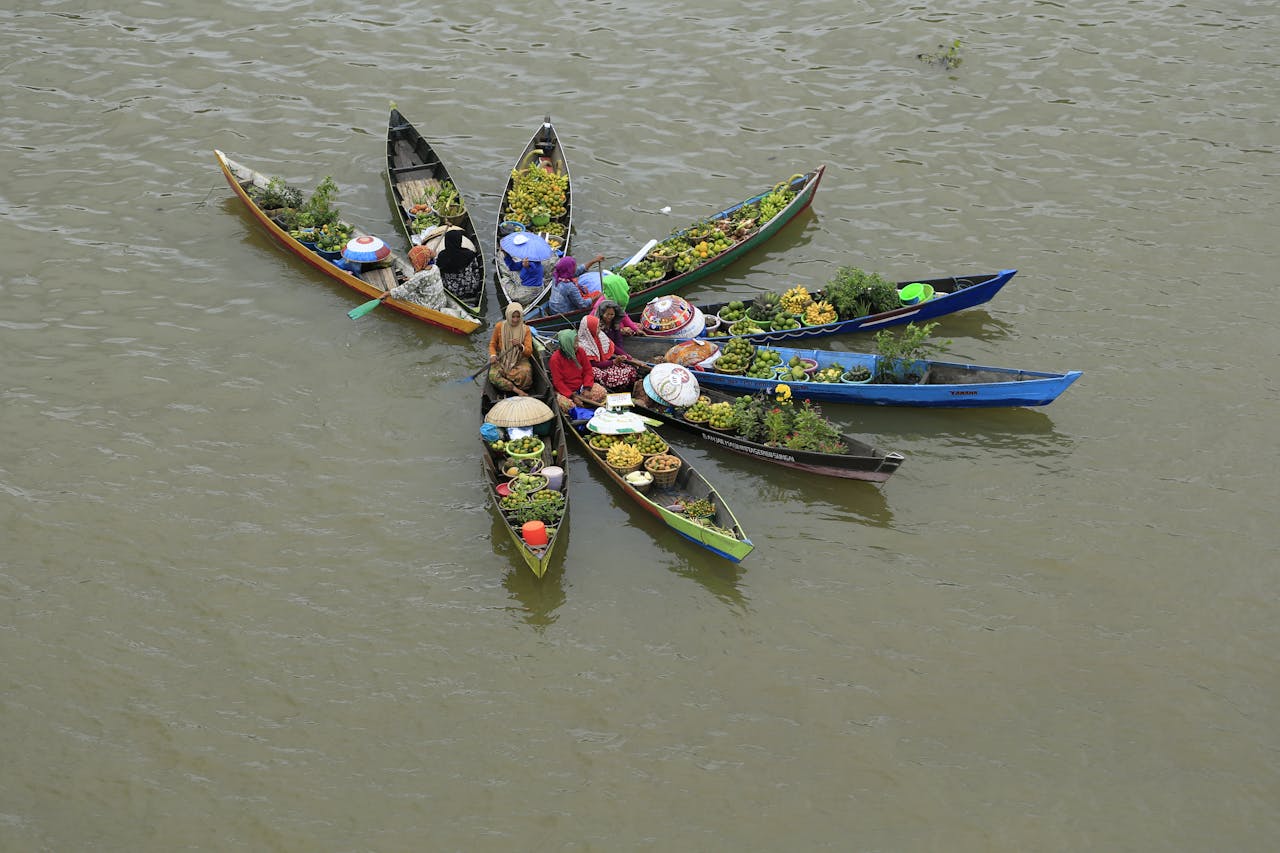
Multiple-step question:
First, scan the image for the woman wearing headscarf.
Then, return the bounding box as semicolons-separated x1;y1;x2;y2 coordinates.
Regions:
548;329;607;412
433;227;483;304
435;228;478;275
545;253;606;316
600;272;631;309
591;298;642;357
488;302;534;395
578;313;638;390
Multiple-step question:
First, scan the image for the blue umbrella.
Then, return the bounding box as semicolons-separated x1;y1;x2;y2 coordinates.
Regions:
500;231;554;262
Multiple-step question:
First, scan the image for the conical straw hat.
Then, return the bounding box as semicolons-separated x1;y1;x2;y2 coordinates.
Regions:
485;395;554;428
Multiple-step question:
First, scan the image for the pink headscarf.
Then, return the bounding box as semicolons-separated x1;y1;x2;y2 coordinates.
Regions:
577;313;614;361
553;256;578;282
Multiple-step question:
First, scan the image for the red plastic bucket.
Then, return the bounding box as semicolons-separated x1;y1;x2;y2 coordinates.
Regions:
521;521;548;547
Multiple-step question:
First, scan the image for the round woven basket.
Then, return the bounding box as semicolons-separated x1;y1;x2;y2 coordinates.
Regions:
609;461;641;478
644;454;682;489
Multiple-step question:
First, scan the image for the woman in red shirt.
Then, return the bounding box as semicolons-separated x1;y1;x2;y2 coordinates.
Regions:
548;329;606;412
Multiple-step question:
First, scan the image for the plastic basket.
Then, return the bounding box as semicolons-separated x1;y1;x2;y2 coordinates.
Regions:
506;439;544;460
644;454;682;488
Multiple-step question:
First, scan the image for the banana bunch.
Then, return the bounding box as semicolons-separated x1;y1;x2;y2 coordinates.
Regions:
781;285;813;314
756;184;796;223
803;300;837;326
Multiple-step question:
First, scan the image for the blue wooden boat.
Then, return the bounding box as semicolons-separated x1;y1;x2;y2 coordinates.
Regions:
621;336;1082;408
696;269;1017;345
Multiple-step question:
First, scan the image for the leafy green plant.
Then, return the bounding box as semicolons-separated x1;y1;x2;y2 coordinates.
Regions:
823;266;899;318
919;39;963;70
762;406;792;445
730;395;766;443
302;176;340;227
252;176;303;211
784;402;847;454
873;321;951;383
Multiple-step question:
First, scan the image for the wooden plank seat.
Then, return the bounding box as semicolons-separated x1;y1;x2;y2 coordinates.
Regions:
360;264;398;294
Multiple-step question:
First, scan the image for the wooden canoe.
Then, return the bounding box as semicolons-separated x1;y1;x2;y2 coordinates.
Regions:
628;362;905;482
214;150;482;335
622;336;1083;409
527;165;824;332
539;357;754;563
385;107;486;318
482;361;569;578
494;117;572;312
695;269;1017;344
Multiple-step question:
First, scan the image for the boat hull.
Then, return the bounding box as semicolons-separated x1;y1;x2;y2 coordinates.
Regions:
700;269;1017;345
214;150;481;335
482;365;569;578
494;118;572;312
385;108;486;318
528;166;824;332
547;359;754;563
624;337;1082;408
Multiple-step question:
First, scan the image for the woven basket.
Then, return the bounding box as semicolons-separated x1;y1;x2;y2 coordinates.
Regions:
644;454;682;488
609;461;641;477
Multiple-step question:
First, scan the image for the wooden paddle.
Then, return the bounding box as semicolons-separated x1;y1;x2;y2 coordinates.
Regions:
451;344;520;385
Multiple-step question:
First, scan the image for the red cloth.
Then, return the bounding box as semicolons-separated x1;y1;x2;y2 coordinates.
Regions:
548;348;595;398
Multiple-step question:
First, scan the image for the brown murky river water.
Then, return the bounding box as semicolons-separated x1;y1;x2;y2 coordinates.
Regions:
2;1;1276;849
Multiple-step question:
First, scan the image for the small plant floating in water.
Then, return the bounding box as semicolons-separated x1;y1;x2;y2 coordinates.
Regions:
919;38;963;70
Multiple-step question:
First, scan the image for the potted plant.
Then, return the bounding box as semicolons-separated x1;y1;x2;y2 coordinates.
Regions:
301;176;340;228
251;176;304;218
872;321;951;383
842;365;873;384
434;181;466;223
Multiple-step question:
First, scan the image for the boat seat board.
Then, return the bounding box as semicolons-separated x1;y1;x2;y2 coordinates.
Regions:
391;140;427;170
360;265;397;294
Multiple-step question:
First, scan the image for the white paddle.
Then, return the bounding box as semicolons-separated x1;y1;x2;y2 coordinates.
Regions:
621;239;658;268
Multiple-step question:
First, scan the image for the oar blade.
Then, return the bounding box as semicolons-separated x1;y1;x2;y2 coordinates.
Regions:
347;297;384;320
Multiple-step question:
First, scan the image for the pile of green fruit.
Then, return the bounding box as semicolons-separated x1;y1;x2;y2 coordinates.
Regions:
681;396;715;422
717;301;748;323
714;338;756;373
503;163;568;225
589;433;620;451
746;348;783;378
728;319;764;336
622;259;668;288
530;489;564;507
505;436;544;456
510;473;548;495
706;402;735;429
628;432;668;455
811;363;847;383
777;355;814;382
769;314;802;332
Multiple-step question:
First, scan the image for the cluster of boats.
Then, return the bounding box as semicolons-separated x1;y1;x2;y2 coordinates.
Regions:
215;108;1082;577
